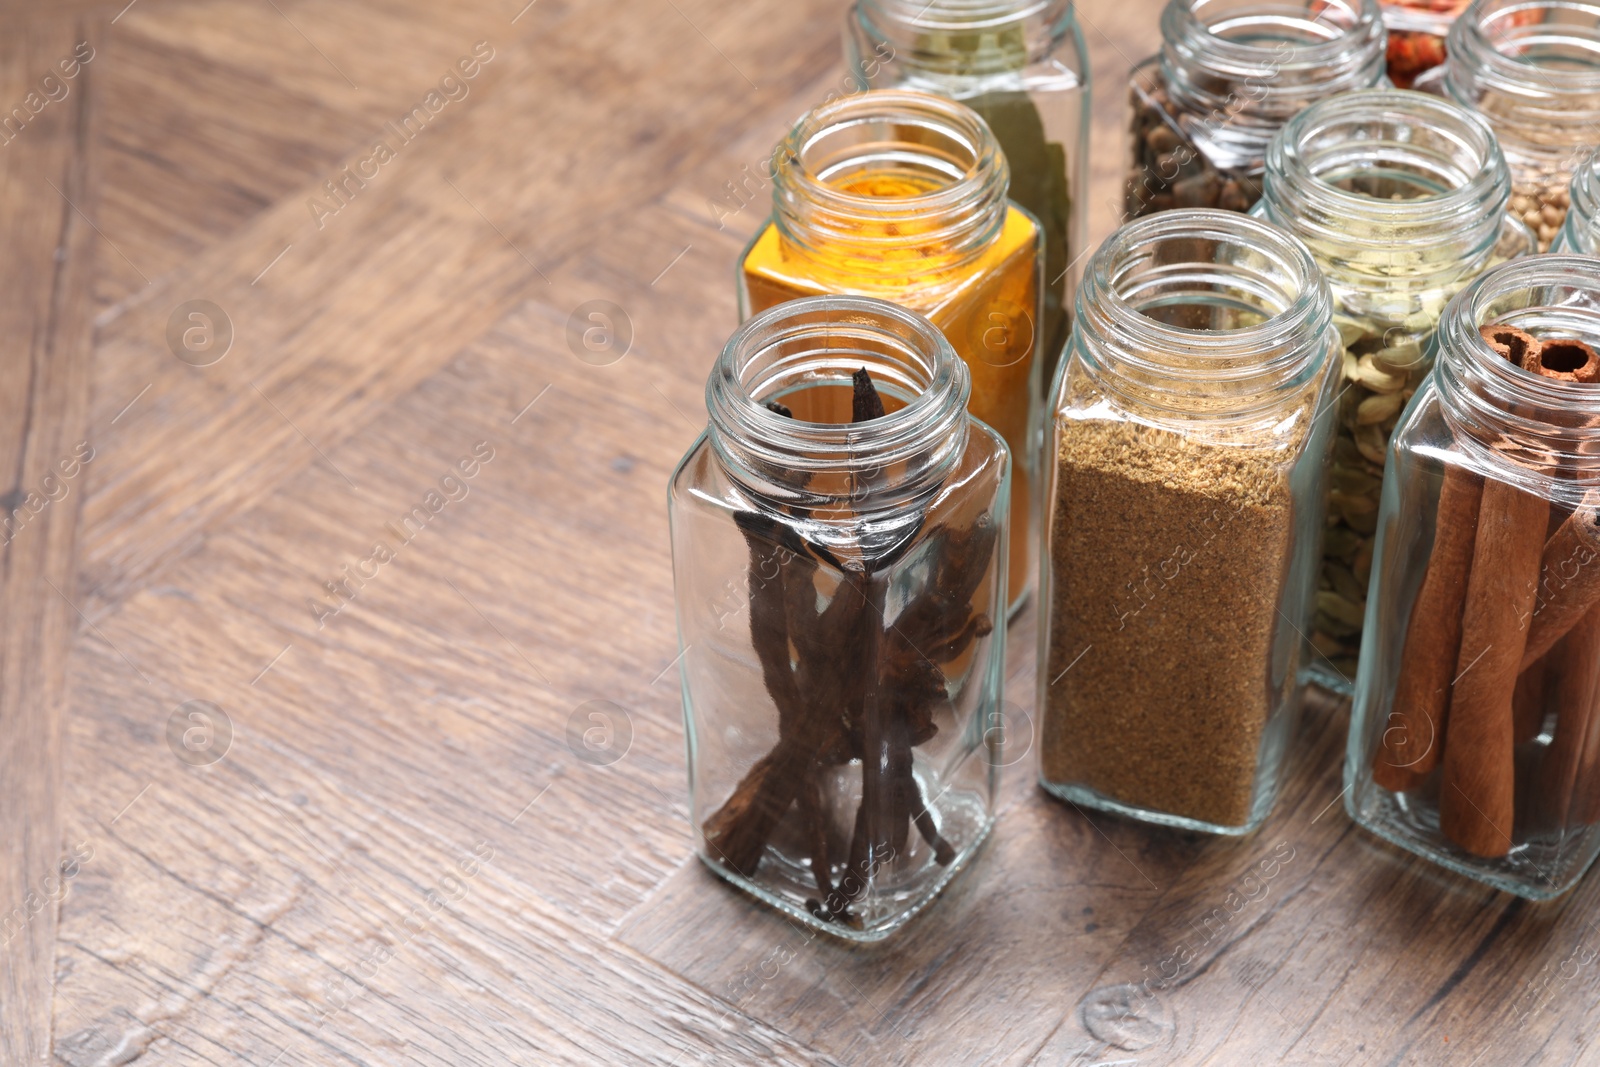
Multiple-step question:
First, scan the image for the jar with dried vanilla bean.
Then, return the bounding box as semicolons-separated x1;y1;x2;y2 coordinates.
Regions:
1427;0;1600;251
1256;89;1533;689
670;296;1009;939
1125;0;1386;220
1038;209;1340;834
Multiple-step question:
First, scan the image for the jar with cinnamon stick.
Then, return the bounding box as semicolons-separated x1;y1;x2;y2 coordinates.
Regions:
670;295;1010;939
1038;209;1341;834
1256;89;1534;690
1124;0;1387;220
1347;256;1600;899
741;89;1039;613
1553;145;1600;254
1424;0;1600;251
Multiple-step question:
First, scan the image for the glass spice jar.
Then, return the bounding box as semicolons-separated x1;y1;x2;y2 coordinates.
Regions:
1553;145;1600;253
1430;0;1600;251
670;295;1010;940
1255;88;1535;691
1124;0;1387;221
740;88;1041;612
1346;256;1600;900
844;0;1089;400
1037;209;1341;834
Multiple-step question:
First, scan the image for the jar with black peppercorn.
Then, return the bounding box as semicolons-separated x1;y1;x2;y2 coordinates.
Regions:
1125;0;1387;220
670;296;1009;939
1426;0;1600;251
1554;145;1600;254
1256;89;1533;690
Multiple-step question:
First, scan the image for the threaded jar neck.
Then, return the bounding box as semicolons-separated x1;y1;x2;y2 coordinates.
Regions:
1260;90;1512;290
1157;0;1386;171
708;296;972;511
1435;256;1600;477
1561;145;1600;252
1443;0;1600;181
1073;208;1335;428
772;90;1009;281
852;0;1073;75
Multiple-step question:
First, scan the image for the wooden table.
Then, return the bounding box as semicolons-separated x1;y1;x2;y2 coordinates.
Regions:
2;0;1596;1063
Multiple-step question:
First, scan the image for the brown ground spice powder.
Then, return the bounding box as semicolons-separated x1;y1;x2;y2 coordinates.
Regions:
1042;417;1299;828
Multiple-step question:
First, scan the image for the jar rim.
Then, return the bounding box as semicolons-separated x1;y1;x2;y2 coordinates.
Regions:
773;89;1009;264
858;0;1067;31
1266;90;1507;224
1436;254;1600;472
1073;209;1336;421
707;296;972;499
1447;0;1600;96
1162;0;1386;77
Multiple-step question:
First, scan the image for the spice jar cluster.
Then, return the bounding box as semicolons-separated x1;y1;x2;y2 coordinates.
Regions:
665;0;1600;940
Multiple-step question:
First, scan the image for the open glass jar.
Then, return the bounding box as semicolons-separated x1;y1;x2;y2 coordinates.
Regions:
844;0;1089;394
1432;0;1600;250
1038;209;1340;834
670;296;1010;939
1124;0;1387;220
1554;145;1600;253
1346;257;1600;900
1256;89;1534;689
741;89;1040;611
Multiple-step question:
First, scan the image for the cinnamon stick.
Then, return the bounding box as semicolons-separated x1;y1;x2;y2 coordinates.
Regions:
1513;655;1549;744
1439;478;1548;856
1373;467;1483;790
1520;493;1600;670
1531;606;1600;832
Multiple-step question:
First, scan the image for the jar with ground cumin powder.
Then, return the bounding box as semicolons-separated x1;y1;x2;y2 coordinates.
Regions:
1256;89;1534;690
1038;209;1341;834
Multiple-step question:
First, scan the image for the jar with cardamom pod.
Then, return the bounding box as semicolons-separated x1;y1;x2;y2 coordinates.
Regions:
1554;145;1600;254
670;295;1010;939
740;88;1041;612
1347;256;1600;900
1038;209;1341;834
1125;0;1387;220
845;0;1089;397
1426;0;1600;251
1255;89;1534;690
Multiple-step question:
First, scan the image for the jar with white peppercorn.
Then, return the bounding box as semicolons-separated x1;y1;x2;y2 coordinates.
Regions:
1125;0;1387;219
1554;145;1600;254
1428;0;1600;251
1256;88;1533;688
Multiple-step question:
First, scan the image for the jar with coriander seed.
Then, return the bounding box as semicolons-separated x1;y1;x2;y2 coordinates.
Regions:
1038;209;1341;834
740;89;1041;612
670;296;1010;939
1125;0;1387;221
844;0;1089;393
1255;89;1534;689
1428;0;1600;251
1554;145;1600;253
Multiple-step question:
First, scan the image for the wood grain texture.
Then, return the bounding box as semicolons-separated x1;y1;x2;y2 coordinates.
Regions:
15;0;1600;1063
0;12;101;1063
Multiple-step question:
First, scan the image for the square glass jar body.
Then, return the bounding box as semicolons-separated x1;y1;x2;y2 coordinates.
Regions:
1346;383;1600;900
669;419;1010;940
740;212;1040;613
1037;347;1340;834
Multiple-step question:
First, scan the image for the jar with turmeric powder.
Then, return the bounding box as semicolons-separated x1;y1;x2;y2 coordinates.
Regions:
844;0;1088;402
1255;89;1533;690
740;89;1040;611
1124;0;1386;220
1038;209;1341;834
1347;256;1600;900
